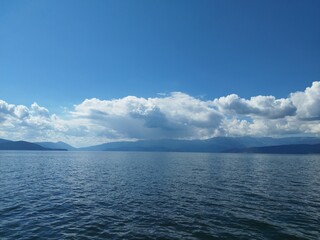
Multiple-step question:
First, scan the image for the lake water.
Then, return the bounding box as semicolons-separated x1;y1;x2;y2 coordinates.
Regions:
0;151;319;239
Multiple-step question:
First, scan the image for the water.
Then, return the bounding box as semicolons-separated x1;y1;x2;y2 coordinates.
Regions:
0;151;319;240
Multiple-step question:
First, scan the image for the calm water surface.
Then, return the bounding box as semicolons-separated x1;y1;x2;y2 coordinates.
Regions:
0;151;319;239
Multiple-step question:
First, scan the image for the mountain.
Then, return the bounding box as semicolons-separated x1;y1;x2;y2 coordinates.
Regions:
0;138;10;144
80;138;238;152
79;137;320;152
0;141;67;151
1;137;320;152
35;141;75;151
225;143;320;154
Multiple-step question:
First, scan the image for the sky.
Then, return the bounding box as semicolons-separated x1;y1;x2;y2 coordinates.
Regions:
0;0;319;147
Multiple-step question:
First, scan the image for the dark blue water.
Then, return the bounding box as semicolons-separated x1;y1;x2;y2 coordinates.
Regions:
0;152;319;239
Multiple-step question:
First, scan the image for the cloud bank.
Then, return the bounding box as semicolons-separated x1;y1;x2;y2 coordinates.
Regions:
1;82;320;147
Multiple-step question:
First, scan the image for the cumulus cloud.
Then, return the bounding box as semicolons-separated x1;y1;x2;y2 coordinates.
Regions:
31;103;50;117
290;81;320;120
0;100;58;141
213;94;296;119
0;81;320;146
71;92;223;141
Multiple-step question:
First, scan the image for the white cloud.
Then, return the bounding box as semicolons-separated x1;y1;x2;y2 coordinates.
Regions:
0;101;58;141
213;94;296;119
290;81;320;120
31;102;50;117
0;81;320;147
71;92;223;141
14;105;29;119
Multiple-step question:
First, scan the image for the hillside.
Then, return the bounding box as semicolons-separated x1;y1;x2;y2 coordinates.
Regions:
80;137;320;153
0;140;67;151
35;141;75;151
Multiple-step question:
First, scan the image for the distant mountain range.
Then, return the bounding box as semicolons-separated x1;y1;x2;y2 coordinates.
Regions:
79;137;320;154
34;141;75;151
0;139;67;151
0;137;320;153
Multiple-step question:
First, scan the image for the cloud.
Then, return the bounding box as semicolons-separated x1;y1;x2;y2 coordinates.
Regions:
290;81;320;120
31;103;50;117
71;92;223;141
0;100;57;141
213;94;296;119
0;81;320;146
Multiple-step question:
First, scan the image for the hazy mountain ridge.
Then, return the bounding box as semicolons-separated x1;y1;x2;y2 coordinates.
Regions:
0;138;10;144
0;140;67;151
80;137;320;153
1;137;320;153
35;141;75;151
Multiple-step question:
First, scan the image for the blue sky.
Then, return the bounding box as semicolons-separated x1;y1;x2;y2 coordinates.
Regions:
0;0;319;146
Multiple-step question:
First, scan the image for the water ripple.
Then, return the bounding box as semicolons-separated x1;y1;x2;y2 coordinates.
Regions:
0;151;320;239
